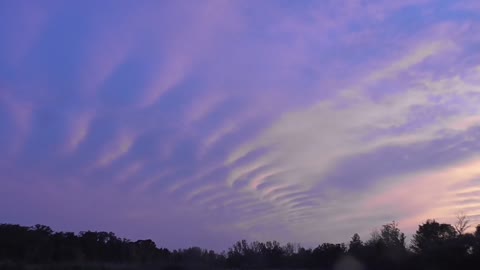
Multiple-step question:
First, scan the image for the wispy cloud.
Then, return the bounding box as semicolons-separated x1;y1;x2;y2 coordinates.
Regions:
1;1;54;67
0;92;34;157
1;0;480;250
137;1;241;108
63;110;95;154
93;130;137;169
224;37;480;243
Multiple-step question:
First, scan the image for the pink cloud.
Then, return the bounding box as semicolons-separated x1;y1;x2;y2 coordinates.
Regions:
167;164;222;195
183;93;227;126
361;0;432;21
452;1;480;13
137;1;242;108
78;6;150;98
62;110;95;154
0;92;34;157
131;170;172;195
92;129;138;169
114;161;144;184
360;158;480;232
3;1;54;68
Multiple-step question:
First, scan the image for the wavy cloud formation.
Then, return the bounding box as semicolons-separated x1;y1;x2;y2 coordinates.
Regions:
225;37;480;243
1;0;480;250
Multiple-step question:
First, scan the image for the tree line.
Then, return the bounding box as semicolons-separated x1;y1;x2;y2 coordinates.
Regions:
1;217;480;269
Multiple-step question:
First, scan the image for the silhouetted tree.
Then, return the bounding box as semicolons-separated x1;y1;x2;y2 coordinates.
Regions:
411;219;457;254
348;233;363;255
362;221;408;270
379;221;406;249
454;211;471;235
2;220;480;270
312;243;346;269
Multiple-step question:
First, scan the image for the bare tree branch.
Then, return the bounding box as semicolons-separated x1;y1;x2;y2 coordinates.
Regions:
454;211;471;235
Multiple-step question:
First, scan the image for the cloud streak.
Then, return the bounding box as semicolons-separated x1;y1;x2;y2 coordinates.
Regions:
224;33;480;243
1;0;480;250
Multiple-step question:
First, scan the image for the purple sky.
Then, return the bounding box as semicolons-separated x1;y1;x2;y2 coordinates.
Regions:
1;0;480;251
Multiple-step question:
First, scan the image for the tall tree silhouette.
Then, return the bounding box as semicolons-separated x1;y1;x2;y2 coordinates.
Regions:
411;219;457;254
348;233;364;256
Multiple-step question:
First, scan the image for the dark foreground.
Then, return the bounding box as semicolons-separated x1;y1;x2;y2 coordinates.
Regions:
2;218;480;270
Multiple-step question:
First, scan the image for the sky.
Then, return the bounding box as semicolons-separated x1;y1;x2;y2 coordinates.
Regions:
1;0;480;251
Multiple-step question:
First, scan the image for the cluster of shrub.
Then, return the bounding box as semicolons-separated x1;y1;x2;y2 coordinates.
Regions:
1;218;480;269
